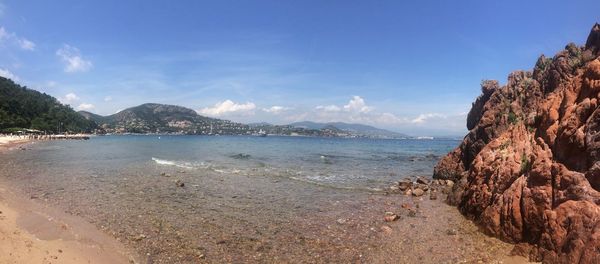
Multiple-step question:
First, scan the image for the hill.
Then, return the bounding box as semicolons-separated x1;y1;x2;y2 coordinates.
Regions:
0;77;96;133
433;24;600;262
290;121;409;138
80;103;249;134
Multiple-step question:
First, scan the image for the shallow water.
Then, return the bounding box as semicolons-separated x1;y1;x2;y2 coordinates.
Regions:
0;135;484;263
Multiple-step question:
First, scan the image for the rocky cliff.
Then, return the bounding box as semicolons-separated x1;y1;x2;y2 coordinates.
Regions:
433;24;600;263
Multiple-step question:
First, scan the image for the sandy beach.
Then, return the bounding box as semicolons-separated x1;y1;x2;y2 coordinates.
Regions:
0;138;138;264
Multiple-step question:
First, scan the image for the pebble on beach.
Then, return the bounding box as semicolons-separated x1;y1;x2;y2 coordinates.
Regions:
384;212;400;222
412;188;425;197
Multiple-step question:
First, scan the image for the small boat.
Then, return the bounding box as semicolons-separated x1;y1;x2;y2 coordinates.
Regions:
257;129;267;137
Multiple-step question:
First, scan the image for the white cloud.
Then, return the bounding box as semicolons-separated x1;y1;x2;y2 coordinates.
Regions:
18;38;35;50
0;26;35;51
56;44;92;73
262;105;291;114
376;112;408;124
77;103;95;111
0;68;19;81
343;95;372;113
310;96;402;126
315;105;341;112
104;96;113;102
61;92;80;104
411;113;445;124
198;100;256;117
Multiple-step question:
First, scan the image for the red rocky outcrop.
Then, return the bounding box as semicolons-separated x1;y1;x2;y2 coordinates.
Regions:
434;24;600;263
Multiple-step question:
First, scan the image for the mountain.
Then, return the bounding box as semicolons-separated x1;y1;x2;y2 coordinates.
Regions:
78;110;106;124
0;77;96;133
80;103;248;134
290;121;409;138
433;24;600;262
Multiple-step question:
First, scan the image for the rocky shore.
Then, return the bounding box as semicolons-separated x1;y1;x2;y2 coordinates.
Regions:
434;24;600;263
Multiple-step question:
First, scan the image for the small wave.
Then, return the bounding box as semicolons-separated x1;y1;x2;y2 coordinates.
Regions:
151;157;193;169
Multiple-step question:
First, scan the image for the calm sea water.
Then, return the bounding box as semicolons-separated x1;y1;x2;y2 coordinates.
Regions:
0;135;460;262
6;135;457;190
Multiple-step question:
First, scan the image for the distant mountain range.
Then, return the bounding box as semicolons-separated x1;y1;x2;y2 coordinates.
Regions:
78;103;411;138
289;121;409;138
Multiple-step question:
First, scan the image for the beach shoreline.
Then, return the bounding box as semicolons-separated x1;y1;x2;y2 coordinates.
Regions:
0;137;532;263
0;139;139;264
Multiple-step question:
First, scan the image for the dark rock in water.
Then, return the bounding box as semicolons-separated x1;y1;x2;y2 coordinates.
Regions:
384;212;399;222
175;180;185;187
416;177;429;185
433;24;600;262
230;153;251;160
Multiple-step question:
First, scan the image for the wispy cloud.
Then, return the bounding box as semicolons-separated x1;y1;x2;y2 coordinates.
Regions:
60;92;80;104
198;100;256;117
0;68;19;81
315;105;341;112
0;26;35;51
262;106;292;114
56;44;92;73
18;39;35;50
411;113;445;124
104;96;113;102
77;103;95;111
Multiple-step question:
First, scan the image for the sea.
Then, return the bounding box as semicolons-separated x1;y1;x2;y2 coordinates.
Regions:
0;135;460;262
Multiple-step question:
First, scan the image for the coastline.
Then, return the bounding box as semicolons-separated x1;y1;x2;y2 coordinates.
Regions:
0;138;139;264
0;137;531;263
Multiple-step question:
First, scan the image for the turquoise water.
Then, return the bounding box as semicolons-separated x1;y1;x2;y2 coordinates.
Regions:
15;135;457;190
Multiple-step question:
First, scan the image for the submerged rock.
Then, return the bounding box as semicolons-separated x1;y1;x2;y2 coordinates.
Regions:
175;179;185;187
433;23;600;262
384;212;400;222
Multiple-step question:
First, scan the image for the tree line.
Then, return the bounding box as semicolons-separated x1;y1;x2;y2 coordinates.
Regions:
0;77;97;133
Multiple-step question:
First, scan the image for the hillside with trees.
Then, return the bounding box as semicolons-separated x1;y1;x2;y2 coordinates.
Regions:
0;77;97;133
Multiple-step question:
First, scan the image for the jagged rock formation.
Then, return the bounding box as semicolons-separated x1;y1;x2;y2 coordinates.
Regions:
433;24;600;263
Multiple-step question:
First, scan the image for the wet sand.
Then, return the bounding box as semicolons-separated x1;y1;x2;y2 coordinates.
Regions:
0;140;138;263
0;140;532;263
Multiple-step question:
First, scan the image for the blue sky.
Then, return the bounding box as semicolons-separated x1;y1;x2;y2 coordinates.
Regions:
0;1;599;136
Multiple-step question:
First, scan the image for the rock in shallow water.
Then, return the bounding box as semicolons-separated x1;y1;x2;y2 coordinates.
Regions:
412;188;424;197
384;212;399;222
175;180;185;187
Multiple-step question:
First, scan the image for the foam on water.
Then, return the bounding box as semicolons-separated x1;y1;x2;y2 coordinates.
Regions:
151;157;194;169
